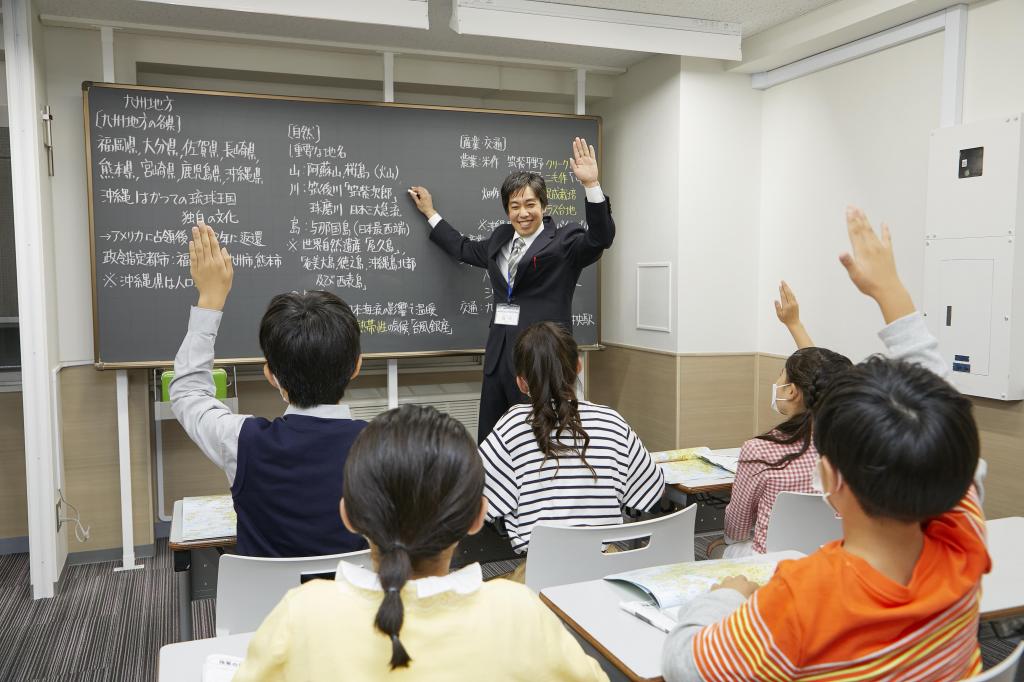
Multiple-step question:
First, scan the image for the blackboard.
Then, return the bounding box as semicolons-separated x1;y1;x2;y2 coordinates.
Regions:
83;83;602;368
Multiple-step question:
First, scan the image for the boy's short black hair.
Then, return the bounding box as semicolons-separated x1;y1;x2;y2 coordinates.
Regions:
500;172;548;213
813;356;978;522
258;291;360;408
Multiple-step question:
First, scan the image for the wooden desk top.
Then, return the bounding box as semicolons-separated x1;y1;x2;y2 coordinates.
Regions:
670;481;733;495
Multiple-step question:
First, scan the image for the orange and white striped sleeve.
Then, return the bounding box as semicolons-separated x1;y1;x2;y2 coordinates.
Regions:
663;577;802;682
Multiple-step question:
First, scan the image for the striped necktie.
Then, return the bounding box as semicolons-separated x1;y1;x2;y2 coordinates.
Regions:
507;237;526;285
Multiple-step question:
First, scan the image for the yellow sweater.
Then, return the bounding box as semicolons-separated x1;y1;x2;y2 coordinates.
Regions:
233;574;609;682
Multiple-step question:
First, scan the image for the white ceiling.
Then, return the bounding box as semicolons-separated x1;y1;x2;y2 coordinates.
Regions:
35;0;843;70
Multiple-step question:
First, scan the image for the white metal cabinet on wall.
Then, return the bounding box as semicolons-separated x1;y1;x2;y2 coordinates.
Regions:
923;114;1024;400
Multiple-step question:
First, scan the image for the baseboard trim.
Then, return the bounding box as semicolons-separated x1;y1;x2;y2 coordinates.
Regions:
0;535;29;555
66;543;156;566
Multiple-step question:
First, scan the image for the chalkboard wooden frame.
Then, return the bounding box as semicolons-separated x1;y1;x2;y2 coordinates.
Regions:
83;82;603;369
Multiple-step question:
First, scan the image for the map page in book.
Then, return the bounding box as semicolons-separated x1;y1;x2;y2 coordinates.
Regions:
606;556;781;610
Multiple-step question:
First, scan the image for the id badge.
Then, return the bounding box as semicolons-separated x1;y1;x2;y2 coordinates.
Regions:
495;303;521;326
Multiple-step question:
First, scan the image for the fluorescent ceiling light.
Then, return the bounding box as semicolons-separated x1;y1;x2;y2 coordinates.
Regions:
135;0;430;30
451;0;741;60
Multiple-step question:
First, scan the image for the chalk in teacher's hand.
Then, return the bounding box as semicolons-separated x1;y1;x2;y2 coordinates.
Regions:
408;188;419;198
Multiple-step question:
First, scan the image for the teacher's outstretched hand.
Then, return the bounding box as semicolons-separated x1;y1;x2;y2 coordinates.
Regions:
570;136;599;188
408;185;436;218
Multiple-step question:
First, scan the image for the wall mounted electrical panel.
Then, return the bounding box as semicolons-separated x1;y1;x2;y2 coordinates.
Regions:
923;114;1024;400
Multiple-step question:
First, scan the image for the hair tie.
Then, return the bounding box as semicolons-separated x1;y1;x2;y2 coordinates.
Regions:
389;541;407;553
387;586;399;594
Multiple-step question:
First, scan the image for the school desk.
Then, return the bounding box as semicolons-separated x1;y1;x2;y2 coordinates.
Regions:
169;498;236;641
539;551;803;682
158;632;252;681
657;447;737;511
981;516;1024;622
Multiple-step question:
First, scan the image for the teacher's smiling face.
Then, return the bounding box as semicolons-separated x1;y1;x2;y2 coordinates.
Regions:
506;186;545;237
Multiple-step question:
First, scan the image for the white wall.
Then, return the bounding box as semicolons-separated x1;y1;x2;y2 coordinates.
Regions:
757;32;944;360
676;58;762;353
964;0;1024;122
593;55;681;352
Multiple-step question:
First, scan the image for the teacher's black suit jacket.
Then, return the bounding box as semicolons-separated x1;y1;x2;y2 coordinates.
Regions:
429;198;614;376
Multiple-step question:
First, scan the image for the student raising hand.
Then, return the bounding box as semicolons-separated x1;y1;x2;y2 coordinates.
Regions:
839;207;914;324
189;221;234;312
774;281;814;349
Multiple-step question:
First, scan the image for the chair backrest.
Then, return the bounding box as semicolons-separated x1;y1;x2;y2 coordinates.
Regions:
966;641;1024;682
524;504;696;593
764;491;843;554
216;549;372;636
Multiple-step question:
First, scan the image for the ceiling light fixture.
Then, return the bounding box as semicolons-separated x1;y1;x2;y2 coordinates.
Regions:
135;0;430;30
451;0;741;60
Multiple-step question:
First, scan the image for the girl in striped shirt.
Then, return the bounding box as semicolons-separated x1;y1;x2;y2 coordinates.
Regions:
479;321;665;556
712;283;851;558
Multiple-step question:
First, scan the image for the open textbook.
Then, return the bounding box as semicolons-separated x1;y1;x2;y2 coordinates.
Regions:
182;494;236;541
653;447;739;485
608;556;781;631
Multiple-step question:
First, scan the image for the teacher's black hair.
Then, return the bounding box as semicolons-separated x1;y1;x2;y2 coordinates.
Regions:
500;172;548;213
258;290;360;408
343;404;485;670
813;356;978;521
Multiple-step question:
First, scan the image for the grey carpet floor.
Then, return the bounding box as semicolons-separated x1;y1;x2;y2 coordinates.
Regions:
0;536;1019;681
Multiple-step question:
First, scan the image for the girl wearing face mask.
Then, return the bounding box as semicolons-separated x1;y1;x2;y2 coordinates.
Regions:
707;283;852;559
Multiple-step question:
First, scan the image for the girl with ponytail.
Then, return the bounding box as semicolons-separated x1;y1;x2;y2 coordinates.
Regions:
479;322;665;563
233;404;607;682
709;282;852;559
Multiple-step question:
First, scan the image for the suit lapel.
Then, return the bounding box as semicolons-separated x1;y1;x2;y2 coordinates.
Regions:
513;217;556;290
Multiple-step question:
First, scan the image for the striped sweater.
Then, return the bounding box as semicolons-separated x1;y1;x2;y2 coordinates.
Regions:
479;401;665;554
668;487;988;682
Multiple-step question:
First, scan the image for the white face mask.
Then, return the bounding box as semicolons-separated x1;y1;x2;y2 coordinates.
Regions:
770;383;793;415
812;457;842;518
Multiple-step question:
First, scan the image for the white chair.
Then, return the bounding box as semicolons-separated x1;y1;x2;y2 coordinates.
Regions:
967;641;1024;682
764;491;843;554
525;504;697;593
216;549;372;636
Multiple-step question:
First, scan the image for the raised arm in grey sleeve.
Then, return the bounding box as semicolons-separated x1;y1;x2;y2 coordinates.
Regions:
877;311;948;379
169;306;251;484
661;589;746;682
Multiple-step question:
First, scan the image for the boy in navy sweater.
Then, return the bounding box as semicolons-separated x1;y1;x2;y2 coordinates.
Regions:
170;222;367;558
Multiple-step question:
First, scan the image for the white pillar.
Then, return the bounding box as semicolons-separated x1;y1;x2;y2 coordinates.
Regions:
383;52;395;103
940;5;967;128
114;370;141;571
3;0;62;598
100;26;115;82
387;359;399;409
575;68;586;116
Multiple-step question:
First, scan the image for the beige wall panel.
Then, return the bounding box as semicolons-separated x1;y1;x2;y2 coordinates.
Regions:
971;397;1024;519
755;354;787;436
588;346;678;452
677;355;757;449
0;393;28;539
61;367;153;552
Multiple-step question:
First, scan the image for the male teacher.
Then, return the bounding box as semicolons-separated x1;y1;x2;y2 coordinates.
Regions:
409;137;613;442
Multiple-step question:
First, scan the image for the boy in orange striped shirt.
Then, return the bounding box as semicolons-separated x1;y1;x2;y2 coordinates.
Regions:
662;208;991;682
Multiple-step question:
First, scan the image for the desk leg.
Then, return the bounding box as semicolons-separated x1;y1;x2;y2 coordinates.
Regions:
665;486;691;508
174;549;193;641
